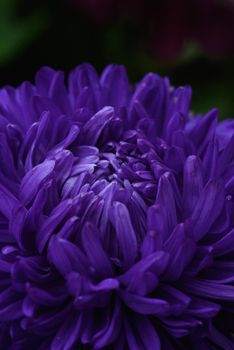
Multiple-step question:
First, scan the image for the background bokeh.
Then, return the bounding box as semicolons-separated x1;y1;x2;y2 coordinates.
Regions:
0;0;233;119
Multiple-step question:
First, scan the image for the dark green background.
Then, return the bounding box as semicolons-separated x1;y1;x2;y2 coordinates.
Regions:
0;0;233;119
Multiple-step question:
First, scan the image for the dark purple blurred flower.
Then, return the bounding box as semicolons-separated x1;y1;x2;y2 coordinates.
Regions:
74;0;234;60
0;64;234;349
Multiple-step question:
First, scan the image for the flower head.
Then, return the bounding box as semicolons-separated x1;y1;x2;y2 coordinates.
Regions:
0;64;234;349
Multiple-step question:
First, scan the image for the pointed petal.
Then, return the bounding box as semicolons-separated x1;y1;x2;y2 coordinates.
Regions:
83;106;114;145
48;236;89;276
133;317;161;350
181;279;234;301
188;297;220;318
156;172;177;239
213;228;234;256
93;300;122;349
20;160;55;206
119;290;169;316
202;137;218;182
191;180;225;241
119;251;169;295
0;184;21;219
110;201;137;268
100;65;131;108
36;199;73;253
183;155;203;218
51;313;81;350
187;109;218;154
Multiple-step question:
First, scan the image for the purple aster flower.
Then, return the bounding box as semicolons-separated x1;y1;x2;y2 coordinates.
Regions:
0;64;234;349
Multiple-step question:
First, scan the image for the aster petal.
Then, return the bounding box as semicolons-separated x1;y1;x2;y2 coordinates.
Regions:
164;112;185;143
181;279;234;301
48;236;89;276
51;313;81;350
155;172;177;240
68;63;100;110
0;184;21;219
0;300;23;321
124;318;144;350
163;223;196;281
186;246;213;276
131;73;169;134
22;295;37;318
92;300;122;349
128;100;150;128
183;155;203;218
22;306;70;335
164;146;185;172
9;205;28;251
110;201;138;268
100;65;131;109
26;181;51;230
119;251;169;295
35;67;70;114
168;86;192;118
191;179;225;241
160;315;202;337
20;160;55;206
187;297;220;318
212;228;234;256
36;199;74;253
202;137;218;182
119;290;170;316
217;134;234;176
142;205;166;255
82;106;114;145
27;286;68;306
172;130;195;155
186;109;218;154
133;316;161;350
81;222;113;279
98;182;118;241
209;327;234;350
158;284;191;316
0;257;12;272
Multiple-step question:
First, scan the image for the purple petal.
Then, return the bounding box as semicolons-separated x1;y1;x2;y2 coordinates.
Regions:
36;199;73;253
212;228;234;256
186;109;218;154
48;236;89;276
181;279;234;301
187;297;220;318
110;201;137;268
202;137;218;182
163;223;196;281
119;251;169;295
51;313;81;350
20;160;55;206
81;222;114;279
82;106;114;145
119;290;170;316
100;65;131;109
191;179;225;241
0;184;21;219
92;300;122;349
183;155;203;218
156;172;177;239
128;316;161;350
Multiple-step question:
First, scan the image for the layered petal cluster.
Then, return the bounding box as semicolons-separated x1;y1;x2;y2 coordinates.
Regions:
0;64;234;349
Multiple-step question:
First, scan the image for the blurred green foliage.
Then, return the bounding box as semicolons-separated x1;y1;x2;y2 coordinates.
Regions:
0;0;46;65
0;0;233;120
